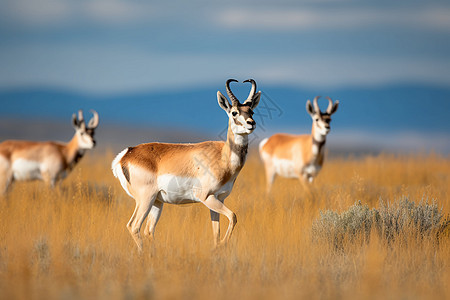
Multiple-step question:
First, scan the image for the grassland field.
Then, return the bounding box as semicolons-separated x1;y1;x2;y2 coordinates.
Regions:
0;149;449;299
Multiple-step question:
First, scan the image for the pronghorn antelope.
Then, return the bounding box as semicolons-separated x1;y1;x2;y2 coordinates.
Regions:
112;79;261;251
0;110;99;194
259;96;338;192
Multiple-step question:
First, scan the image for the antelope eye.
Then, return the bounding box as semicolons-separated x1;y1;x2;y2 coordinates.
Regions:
232;111;238;117
315;118;319;122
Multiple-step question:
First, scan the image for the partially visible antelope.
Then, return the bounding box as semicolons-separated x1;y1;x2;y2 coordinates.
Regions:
112;79;261;251
259;96;339;192
0;110;99;194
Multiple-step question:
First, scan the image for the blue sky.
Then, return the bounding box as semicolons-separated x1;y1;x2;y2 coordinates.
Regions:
1;0;450;94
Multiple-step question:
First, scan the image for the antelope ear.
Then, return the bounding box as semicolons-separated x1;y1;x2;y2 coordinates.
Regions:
330;100;339;115
251;91;261;109
306;100;314;116
217;91;231;113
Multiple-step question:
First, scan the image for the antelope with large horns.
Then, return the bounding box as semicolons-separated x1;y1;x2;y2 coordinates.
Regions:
0;110;99;194
112;79;261;251
259;96;338;192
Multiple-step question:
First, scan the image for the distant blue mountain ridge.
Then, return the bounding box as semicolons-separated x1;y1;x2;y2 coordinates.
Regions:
1;83;449;133
1;83;449;153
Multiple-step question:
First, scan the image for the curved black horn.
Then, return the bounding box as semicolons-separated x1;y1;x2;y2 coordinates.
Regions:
313;96;321;114
77;110;84;122
88;109;99;129
226;79;239;106
325;96;333;114
243;79;256;105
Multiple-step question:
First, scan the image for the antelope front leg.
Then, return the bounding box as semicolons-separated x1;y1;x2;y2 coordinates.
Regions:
203;195;237;247
298;172;313;191
41;169;57;188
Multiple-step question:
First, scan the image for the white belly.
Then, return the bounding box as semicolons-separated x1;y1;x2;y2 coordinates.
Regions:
157;174;203;204
12;159;42;181
155;174;236;204
273;158;298;178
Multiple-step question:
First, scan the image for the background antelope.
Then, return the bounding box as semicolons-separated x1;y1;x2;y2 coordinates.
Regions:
0;110;99;194
112;79;261;251
259;96;338;192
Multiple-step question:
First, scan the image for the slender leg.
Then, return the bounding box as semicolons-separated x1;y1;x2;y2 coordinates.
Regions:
266;170;275;194
210;210;220;247
41;170;56;188
0;158;12;195
298;172;312;192
202;195;237;246
263;161;275;194
143;200;164;240
0;176;12;196
126;191;157;252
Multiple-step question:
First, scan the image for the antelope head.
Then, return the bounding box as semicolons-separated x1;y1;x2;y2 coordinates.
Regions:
306;96;339;136
72;110;99;149
217;79;261;135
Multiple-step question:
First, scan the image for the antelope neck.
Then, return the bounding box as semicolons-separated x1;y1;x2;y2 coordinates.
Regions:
65;135;86;169
225;124;248;170
311;127;326;159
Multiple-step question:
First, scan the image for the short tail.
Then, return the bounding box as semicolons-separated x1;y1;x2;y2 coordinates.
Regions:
111;148;134;198
111;148;128;178
259;138;269;155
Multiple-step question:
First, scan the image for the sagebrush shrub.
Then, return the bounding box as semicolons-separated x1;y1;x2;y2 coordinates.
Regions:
377;197;442;243
312;197;445;249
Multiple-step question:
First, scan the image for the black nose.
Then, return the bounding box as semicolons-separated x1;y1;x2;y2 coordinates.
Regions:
247;120;256;126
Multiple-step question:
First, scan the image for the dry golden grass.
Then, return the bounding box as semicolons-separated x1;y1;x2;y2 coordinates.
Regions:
0;150;449;299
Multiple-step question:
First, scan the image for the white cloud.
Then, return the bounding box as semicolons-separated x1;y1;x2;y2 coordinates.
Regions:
1;1;449;93
252;55;450;88
2;0;155;26
4;0;450;31
216;6;450;32
1;43;449;93
84;0;154;23
6;0;72;26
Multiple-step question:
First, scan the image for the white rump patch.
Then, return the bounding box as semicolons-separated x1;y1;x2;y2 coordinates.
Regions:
111;148;128;178
111;148;133;198
259;138;268;153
